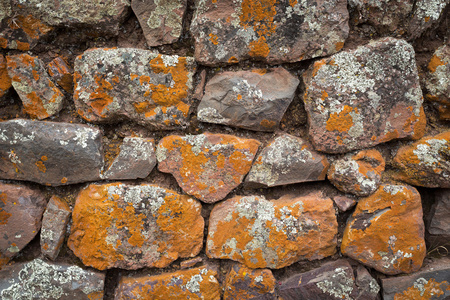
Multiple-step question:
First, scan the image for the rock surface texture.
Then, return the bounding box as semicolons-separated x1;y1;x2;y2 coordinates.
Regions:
428;189;450;239
47;57;73;93
407;0;450;39
0;55;11;97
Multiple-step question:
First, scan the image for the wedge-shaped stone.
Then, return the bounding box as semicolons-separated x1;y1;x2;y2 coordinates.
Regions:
47;56;73;93
428;189;450;242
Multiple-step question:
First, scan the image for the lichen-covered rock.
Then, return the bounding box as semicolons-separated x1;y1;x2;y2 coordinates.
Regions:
7;54;64;120
190;0;349;65
131;0;186;47
114;266;220;300
157;133;260;203
0;258;105;300
407;0;449;40
425;44;450;120
74;48;196;129
354;265;381;300
102;137;156;180
245;134;329;187
40;196;71;260
382;257;450;300
341;184;426;275
223;264;276;300
428;189;450;239
197;68;299;131
0;55;11;98
328;150;385;196
206;193;337;269
47;56;73;93
68;183;204;270
303;37;426;153
392;131;450;188
0;119;103;186
0;183;46;267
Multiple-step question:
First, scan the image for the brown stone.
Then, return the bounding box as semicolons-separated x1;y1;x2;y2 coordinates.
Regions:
407;0;449;40
428;189;450;240
354;265;381;300
47;57;73;93
0;55;11;98
332;195;357;212
180;257;203;269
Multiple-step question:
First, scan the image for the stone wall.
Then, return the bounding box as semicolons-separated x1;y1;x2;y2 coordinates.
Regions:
0;0;449;299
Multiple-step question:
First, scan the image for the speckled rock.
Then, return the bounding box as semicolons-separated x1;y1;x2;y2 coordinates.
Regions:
425;44;450;120
74;48;196;129
40;196;71;260
0;55;11;98
382;257;450;300
354;265;381;300
407;0;450;40
68;183;204;270
392;131;450;188
303;37;426;153
7;54;64;120
0;258;105;300
206;193;338;269
0;183;46;267
328;150;385;196
332;195;357;212
245;134;329;188
428;189;450;240
197;68;299;131
132;0;186;47
190;0;349;65
47;57;73;93
341;184;426;275
223;264;276;300
157;133;260;203
0;119;103;186
102;137;156;180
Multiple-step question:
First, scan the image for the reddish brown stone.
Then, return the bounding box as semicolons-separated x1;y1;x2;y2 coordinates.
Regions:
428;189;450;240
332;195;357;212
157;133;260;203
407;0;449;40
47;57;73;93
180;257;203;269
354;265;381;300
0;55;11;98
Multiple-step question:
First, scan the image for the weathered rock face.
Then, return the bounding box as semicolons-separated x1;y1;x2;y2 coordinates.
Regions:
332;195;357;212
7;54;64;120
47;57;73;94
206;193;337;269
0;55;11;98
197;68;299;131
303;37;426;153
0;183;46;267
68;183;204;270
354;265;381;300
0;119;103;186
131;0;186;47
428;189;450;238
392;131;450;188
328;150;385;196
245;134;329;187
0;258;105;300
157;133;260;203
341;185;426;275
114;266;220;300
74;48;196;129
190;0;349;65
407;0;449;40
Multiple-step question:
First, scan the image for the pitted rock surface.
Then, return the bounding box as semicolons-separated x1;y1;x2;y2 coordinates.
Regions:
157;133;260;203
341;184;426;275
407;0;450;40
328;149;385;196
303;37;426;153
68;183;204;270
197;68;299;131
428;189;450;239
0;183;46;267
206;193;337;269
0;258;105;300
190;0;349;65
0;55;11;98
0;119;103;186
245;134;329;187
74;48;196;129
7;54;64;120
47;57;73;93
392;131;450;188
132;0;186;47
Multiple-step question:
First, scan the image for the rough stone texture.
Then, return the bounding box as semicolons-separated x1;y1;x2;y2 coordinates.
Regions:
0;55;11;98
428;189;450;239
223;264;276;300
7;54;64;120
407;0;450;40
425;44;450;120
341;184;426;275
190;0;349;65
102;137;156;180
0;258;105;300
68;183;204;270
40;196;71;260
180;257;203;269
0;183;46;267
328;150;385;196
131;0;186;47
114;266;220;299
47;56;73;93
0;119;103;186
354;265;381;300
206;193;338;269
332;195;357;212
382;257;450;300
303;37;426;153
157;133;260;203
245;134;329;187
74;48;196;129
392;131;450;188
197;68;299;131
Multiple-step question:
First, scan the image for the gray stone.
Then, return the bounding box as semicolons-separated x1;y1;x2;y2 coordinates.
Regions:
407;0;449;40
354;265;380;300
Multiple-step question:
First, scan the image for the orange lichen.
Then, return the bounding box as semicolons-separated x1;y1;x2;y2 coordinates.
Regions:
424;16;430;22
224;266;275;299
0;192;11;225
47;57;73;93
326;105;357;133
0;55;12;96
228;56;239;64
394;278;448;300
15;15;52;40
87;291;104;300
335;41;344;51
35;160;46;173
428;54;446;73
260;119;276;129
249;37;271;58
411;106;426;140
209;33;219;45
311;59;327;77
0;38;8;48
